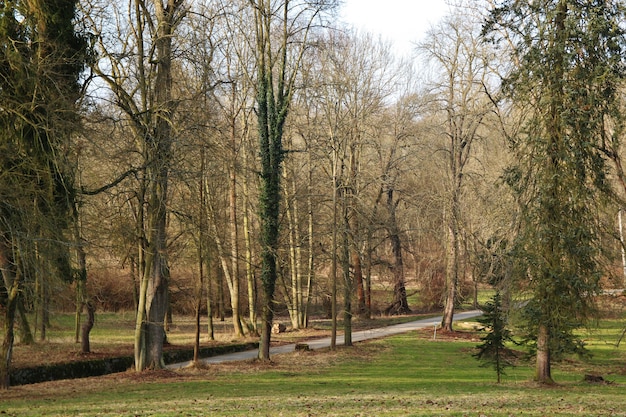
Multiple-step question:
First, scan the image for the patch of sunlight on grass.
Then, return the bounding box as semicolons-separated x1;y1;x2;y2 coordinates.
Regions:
3;317;626;416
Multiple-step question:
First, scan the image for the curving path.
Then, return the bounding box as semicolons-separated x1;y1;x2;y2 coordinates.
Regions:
167;310;482;370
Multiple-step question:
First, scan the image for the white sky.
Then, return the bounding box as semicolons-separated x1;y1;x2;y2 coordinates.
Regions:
339;0;450;57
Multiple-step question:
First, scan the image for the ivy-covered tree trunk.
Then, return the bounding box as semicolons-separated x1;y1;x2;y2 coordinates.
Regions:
256;62;284;358
250;0;325;360
253;1;272;360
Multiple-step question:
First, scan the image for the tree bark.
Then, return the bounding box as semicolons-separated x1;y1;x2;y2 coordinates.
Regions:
35;244;47;341
208;191;244;337
243;146;258;334
16;298;34;346
133;0;181;371
0;243;21;389
384;188;410;316
284;161;305;329
229;120;244;337
535;324;553;384
442;202;460;331
304;149;315;327
81;301;95;354
284;165;299;329
330;157;339;350
193;266;203;363
342;196;352;347
353;252;366;316
205;241;215;340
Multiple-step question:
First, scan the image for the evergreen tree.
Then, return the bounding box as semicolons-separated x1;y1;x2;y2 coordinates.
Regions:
0;0;87;388
474;292;515;383
485;1;626;383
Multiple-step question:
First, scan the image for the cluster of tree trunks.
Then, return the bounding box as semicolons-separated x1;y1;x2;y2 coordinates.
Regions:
3;0;625;390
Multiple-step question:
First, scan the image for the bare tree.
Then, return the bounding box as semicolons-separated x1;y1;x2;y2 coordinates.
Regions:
85;0;187;371
418;8;495;331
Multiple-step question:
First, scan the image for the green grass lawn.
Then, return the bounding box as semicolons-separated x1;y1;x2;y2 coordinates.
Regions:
3;322;626;416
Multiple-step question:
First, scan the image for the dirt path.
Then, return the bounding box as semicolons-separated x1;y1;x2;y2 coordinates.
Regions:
168;310;482;369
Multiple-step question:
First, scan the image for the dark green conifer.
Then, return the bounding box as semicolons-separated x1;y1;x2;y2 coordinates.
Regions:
474;292;516;383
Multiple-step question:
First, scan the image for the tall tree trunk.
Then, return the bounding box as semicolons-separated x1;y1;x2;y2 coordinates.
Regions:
81;301;95;354
133;174;148;369
146;207;170;367
342;196;352;347
353;252;366;316
535;324;553;384
0;243;21;389
258;160;281;360
285;171;298;329
303;150;315;327
243;190;257;334
16;300;33;345
229;199;244;336
364;241;373;318
284;162;304;329
35;243;47;341
134;0;180;371
215;248;225;322
195;155;206;361
330;161;339;350
193;261;203;363
442;195;461;331
208;192;244;337
206;241;215;341
243;147;258;334
251;0;322;359
292;173;304;328
74;201;93;351
385;188;410;316
206;268;215;341
228;116;244;336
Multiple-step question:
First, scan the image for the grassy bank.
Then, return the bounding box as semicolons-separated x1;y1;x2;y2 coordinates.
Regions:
2;319;626;416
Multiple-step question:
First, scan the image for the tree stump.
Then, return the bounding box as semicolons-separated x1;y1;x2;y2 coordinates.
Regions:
271;323;286;334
